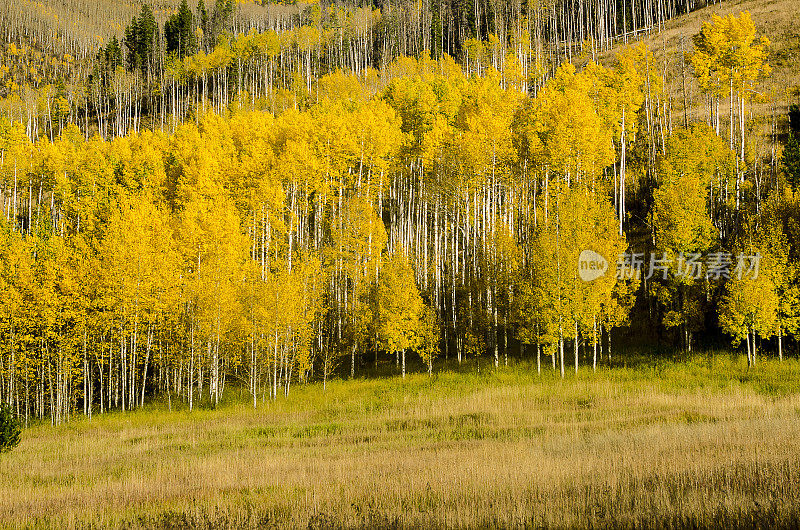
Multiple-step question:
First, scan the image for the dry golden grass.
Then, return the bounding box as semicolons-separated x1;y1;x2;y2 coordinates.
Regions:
597;0;800;151
2;355;800;528
674;0;800;116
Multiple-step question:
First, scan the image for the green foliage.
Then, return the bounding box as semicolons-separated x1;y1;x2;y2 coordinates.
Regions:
790;104;800;135
124;4;158;78
783;133;800;190
104;37;123;71
165;0;196;59
0;404;21;453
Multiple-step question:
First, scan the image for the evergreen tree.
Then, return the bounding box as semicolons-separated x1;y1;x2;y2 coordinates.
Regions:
0;404;21;453
166;0;196;59
783;133;800;190
123;4;158;78
197;0;210;51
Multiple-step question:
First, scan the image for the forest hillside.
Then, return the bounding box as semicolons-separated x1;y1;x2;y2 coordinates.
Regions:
0;0;798;423
4;1;800;528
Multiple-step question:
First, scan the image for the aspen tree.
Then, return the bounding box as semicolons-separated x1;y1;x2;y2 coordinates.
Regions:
650;125;733;351
719;271;778;367
689;12;770;165
372;251;426;378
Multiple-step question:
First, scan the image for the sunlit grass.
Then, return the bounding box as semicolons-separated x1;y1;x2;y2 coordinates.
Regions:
3;354;800;527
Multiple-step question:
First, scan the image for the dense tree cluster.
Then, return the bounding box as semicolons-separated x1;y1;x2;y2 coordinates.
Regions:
0;9;797;426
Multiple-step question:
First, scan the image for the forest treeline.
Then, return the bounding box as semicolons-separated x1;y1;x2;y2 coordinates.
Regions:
0;9;799;425
0;0;725;140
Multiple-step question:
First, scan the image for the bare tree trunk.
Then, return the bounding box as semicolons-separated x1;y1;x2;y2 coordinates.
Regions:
140;324;152;408
574;320;579;374
351;341;356;379
619;108;626;235
559;326;565;378
593;317;597;371
745;328;752;368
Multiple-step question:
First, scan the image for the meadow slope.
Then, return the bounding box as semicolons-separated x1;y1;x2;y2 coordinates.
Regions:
2;355;800;528
597;0;800;130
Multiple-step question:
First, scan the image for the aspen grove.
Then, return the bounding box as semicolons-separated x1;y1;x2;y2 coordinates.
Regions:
0;7;798;426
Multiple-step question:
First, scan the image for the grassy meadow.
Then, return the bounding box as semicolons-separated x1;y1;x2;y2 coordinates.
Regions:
3;354;800;528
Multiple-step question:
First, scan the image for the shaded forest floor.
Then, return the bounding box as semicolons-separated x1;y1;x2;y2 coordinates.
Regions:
2;354;800;528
